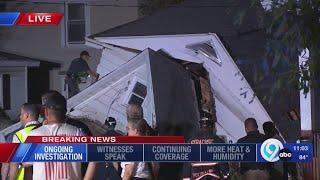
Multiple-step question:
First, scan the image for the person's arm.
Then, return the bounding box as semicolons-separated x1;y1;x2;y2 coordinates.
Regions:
83;162;96;180
2;163;10;180
112;162;119;171
122;163;136;180
8;163;19;180
8;134;22;180
151;162;159;180
86;70;98;81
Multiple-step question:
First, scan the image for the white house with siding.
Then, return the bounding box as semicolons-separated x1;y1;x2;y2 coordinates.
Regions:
66;33;274;142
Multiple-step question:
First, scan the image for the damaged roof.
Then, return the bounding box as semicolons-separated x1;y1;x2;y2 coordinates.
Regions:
89;0;266;59
88;0;300;142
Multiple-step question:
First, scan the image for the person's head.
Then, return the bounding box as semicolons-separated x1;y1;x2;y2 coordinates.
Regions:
105;117;116;129
244;118;258;133
126;103;143;121
126;119;150;136
80;51;91;61
263;121;279;138
20;103;40;125
43;93;67;123
199;118;216;133
42;90;61;105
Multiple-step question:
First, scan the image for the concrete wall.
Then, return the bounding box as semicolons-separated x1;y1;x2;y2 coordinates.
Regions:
0;0;139;93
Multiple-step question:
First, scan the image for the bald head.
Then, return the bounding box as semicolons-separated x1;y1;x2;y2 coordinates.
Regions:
244;118;258;133
126;103;143;121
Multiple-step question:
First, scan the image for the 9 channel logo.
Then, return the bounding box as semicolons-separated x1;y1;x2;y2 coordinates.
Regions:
260;138;292;162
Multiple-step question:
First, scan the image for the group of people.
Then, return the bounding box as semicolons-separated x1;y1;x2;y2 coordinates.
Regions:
236;118;297;180
1;91;95;180
0;90;297;180
0;90;160;180
95;104;159;180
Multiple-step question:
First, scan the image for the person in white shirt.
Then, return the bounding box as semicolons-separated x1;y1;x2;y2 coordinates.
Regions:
26;92;96;180
121;119;157;180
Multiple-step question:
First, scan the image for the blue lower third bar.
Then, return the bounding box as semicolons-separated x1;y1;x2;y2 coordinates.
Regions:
257;143;313;162
22;144;87;162
144;144;200;162
88;144;143;162
201;144;257;162
0;12;20;26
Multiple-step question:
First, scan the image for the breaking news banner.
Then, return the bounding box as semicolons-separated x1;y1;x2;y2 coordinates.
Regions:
0;12;63;26
0;137;313;163
24;136;185;144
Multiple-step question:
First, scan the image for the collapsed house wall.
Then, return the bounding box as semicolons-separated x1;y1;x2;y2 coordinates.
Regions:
87;34;273;142
68;51;155;133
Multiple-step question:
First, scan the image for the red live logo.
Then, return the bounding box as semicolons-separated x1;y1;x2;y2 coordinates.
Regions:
16;13;63;25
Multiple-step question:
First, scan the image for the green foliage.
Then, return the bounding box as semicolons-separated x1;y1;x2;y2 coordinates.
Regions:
244;0;320;99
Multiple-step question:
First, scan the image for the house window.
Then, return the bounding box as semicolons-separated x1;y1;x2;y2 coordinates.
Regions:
123;78;147;106
186;41;222;65
66;3;88;44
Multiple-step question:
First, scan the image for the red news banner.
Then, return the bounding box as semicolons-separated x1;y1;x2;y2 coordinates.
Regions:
16;13;63;25
0;136;184;162
24;136;185;143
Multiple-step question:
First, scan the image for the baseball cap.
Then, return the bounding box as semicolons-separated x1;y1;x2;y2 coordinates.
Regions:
80;50;91;57
105;117;116;126
43;93;67;113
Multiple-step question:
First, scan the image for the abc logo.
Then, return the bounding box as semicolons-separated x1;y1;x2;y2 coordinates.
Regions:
260;138;284;162
279;148;292;161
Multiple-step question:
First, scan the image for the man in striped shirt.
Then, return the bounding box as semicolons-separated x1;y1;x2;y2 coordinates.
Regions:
28;92;95;180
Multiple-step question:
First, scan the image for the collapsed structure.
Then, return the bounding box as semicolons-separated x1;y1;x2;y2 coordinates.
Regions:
68;34;273;142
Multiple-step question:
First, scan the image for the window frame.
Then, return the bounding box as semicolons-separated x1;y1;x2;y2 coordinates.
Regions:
186;40;222;66
122;76;147;106
63;1;91;47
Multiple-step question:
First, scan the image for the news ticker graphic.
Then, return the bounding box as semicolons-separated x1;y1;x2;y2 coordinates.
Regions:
0;12;63;26
24;136;185;144
0;142;313;163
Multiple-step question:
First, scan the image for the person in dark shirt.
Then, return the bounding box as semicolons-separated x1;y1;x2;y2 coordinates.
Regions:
94;117;122;180
104;117;122;136
237;118;268;180
66;51;98;98
183;117;229;180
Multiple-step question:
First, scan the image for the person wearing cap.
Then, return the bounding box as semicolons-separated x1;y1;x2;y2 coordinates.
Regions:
94;117;122;180
66;51;98;98
25;93;96;180
104;117;121;136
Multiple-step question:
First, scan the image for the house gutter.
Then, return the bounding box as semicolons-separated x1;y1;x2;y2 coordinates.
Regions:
86;37;142;54
85;37;113;50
